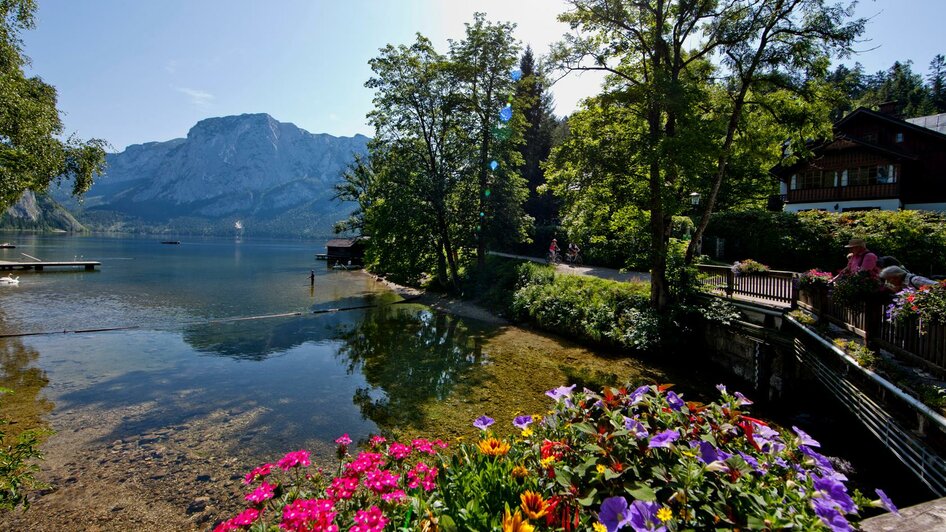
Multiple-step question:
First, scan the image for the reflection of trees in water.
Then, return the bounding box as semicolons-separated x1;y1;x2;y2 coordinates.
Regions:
0;338;53;440
336;305;486;429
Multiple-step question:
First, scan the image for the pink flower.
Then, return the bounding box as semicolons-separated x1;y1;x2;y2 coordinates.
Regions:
231;508;260;526
411;438;435;454
245;481;276;504
327;475;359;500
387;442;411;460
277;450;311;470
335;433;352;446
243;463;273;485
281;498;338;532
381;489;407;503
370;435;387;447
363;469;400;494
406;463;438;491
349;506;388;532
345;452;384;474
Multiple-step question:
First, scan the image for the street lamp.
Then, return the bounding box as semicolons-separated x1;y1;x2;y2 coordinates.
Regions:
689;192;701;206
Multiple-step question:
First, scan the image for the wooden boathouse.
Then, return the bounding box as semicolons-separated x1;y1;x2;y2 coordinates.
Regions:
324;237;367;265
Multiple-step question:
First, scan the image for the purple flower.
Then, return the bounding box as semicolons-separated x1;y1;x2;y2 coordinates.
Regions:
512;415;533;430
734;391;753;406
648;430;679;449
624;417;649;440
628;500;667;532
792;425;821;447
813;474;856;514
812;498;853;532
875;488;899;515
737;451;761;472
695;441;730;464
628;385;650;405
800;445;834;474
473;415;494;430
598;496;632;532
716;383;727;393
546;384;577;401
666;391;684;411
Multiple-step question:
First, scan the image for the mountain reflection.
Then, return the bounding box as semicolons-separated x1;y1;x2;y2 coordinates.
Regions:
335;304;488;429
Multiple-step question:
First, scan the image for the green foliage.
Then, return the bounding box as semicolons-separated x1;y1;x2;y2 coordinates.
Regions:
831;272;885;309
798;269;833;290
887;281;946;333
510;263;660;351
0;389;48;512
706;208;946;275
830;57;946;119
832;339;878;369
731;259;770;275
0;0;107;210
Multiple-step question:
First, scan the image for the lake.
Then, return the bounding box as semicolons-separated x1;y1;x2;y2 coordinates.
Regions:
0;234;682;529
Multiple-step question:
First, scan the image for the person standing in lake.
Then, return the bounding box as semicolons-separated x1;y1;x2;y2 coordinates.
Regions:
831;237;879;282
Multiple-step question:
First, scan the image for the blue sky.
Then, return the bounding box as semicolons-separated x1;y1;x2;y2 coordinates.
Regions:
21;0;946;151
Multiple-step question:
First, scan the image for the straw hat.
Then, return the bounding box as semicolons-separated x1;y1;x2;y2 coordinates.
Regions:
844;238;866;248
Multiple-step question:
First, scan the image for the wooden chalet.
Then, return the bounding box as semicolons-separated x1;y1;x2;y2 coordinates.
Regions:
771;106;946;213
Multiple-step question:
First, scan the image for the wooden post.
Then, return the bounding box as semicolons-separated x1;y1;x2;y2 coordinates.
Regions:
725;269;735;297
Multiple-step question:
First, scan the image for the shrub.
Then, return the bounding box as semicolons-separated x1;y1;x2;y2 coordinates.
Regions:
887;280;946;333
0;388;48;511
832;339;878;369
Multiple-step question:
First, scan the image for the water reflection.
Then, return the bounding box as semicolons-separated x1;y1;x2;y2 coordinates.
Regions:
0;337;53;439
335;304;491;429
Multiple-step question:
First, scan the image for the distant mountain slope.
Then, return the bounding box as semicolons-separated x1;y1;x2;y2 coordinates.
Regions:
54;113;369;236
0;191;86;232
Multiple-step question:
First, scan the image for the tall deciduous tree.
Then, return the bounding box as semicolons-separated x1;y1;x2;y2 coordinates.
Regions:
552;0;861;309
450;14;530;269
0;0;106;209
365;36;468;289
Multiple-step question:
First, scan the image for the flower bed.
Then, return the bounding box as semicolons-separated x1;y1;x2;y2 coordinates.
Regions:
799;269;833;291
887;281;946;334
216;384;898;531
730;259;769;275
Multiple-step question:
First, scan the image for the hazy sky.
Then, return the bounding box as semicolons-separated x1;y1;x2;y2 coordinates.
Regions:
20;0;946;151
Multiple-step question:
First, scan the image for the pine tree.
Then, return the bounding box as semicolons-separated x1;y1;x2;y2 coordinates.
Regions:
515;46;558;226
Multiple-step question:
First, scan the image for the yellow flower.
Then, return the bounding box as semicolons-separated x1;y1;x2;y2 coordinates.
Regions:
539;456;556;468
502;509;535;532
532;415;543;423
592;523;607;532
519;490;549;520
657;506;673;523
521;428;534;438
596;464;607;475
478;437;511;457
511;465;529;478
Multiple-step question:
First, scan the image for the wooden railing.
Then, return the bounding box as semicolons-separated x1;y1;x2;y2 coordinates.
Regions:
786;182;899;203
697;265;798;308
702;266;946;374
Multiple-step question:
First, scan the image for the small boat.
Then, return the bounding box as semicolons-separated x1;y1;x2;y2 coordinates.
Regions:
161;241;181;245
0;243;15;249
0;275;19;285
332;261;361;270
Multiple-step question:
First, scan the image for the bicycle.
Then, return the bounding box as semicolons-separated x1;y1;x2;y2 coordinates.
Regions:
565;251;583;266
546;250;561;265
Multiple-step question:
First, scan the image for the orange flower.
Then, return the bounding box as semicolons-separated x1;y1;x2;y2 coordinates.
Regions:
502;509;535;532
520;491;549;520
511;465;529;478
478;437;511;457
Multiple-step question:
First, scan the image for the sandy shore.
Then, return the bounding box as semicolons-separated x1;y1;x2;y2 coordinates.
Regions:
367;271;510;326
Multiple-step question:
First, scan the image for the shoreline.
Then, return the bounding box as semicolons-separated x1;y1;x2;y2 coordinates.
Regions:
364;270;510;326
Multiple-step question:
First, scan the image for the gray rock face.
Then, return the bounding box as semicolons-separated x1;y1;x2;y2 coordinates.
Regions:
62;113;369;236
0;190;86;232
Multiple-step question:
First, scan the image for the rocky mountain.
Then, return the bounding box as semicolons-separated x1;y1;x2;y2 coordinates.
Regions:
0;191;86;232
53;113;369;236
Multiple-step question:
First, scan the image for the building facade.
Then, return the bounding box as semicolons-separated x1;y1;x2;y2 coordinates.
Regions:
772;108;946;213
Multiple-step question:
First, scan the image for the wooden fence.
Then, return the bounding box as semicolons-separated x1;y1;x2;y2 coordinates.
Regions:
701;265;946;374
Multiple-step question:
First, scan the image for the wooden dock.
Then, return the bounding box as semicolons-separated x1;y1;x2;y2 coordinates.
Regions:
0;260;100;271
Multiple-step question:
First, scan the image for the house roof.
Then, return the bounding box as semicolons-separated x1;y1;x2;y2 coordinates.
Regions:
907;112;946;135
837;107;946;142
326;236;369;248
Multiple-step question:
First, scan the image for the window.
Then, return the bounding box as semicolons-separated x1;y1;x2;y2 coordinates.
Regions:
895;132;904;143
843;165;898;187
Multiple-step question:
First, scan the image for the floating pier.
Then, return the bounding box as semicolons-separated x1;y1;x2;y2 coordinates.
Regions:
0;260;100;272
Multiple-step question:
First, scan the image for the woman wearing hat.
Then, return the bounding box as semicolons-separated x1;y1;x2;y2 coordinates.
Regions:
831;237;879;282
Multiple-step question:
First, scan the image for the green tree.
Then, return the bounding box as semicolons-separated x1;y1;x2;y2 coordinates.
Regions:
929;54;946;113
516;46;559;226
450;14;530;269
0;0;106;209
552;0;861;309
855;60;935;117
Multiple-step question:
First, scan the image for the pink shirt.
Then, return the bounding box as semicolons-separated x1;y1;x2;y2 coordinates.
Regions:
845;251;878;276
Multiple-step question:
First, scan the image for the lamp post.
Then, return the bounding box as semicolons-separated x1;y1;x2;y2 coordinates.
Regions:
689;192;701;207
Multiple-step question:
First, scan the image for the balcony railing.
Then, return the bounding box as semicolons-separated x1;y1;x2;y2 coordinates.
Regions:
786;182;899;204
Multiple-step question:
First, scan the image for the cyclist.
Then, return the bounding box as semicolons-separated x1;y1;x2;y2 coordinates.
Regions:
567;242;581;264
548;238;560;263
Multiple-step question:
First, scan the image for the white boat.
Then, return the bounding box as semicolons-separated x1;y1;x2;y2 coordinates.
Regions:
0;275;19;285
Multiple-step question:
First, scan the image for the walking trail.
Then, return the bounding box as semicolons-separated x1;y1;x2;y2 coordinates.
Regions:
488;251;651;283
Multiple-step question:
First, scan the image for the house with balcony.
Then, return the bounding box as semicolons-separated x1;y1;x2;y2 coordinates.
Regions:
771;106;946;213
